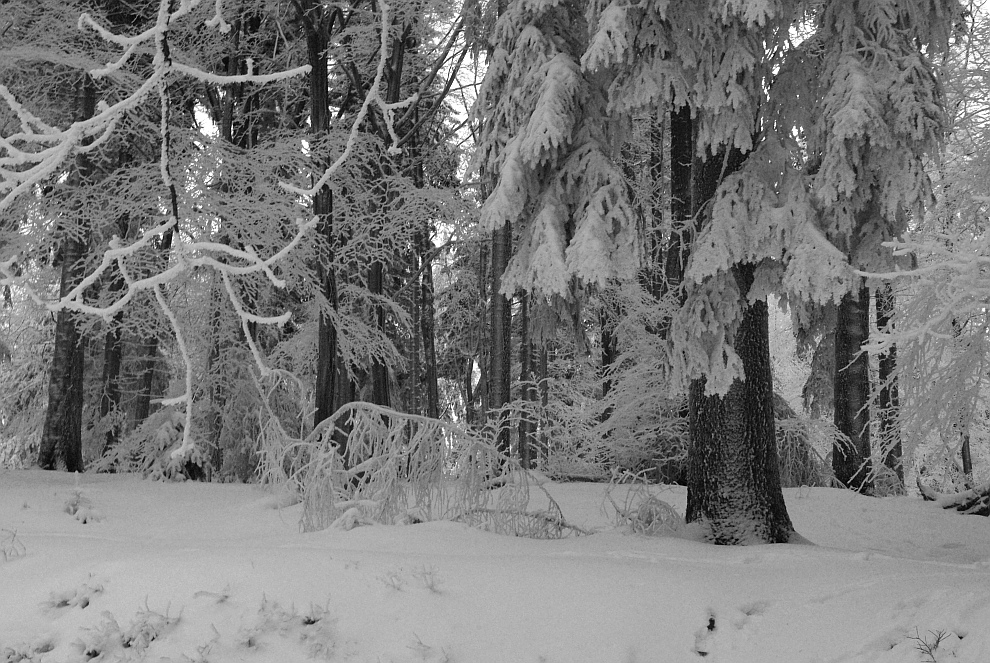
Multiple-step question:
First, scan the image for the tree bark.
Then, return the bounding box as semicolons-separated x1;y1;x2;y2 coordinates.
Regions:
519;292;534;468
99;214;128;457
38;74;96;472
99;311;124;456
303;2;343;434
489;221;513;456
875;283;902;484
686;264;795;544
684;141;795;544
664;104;692;298
833;280;872;493
420;227;440;419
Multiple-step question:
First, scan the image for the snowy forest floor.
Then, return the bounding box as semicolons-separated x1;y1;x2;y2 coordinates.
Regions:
1;470;989;663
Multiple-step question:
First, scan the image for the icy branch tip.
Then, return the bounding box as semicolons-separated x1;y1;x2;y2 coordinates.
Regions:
156;395;187;407
169;441;195;461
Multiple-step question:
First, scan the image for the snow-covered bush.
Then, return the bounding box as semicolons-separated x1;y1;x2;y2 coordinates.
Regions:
776;417;832;488
92;407;208;481
260;401;578;538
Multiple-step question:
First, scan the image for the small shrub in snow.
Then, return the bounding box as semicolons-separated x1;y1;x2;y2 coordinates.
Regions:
606;471;683;536
238;598;335;660
92;408;209;481
378;569;407;592
910;628;950;663
407;634;450;662
376;564;450;595
2;638;53;663
413;566;443;594
63;491;102;524
44;579;104;611
72;606;177;662
1;529;25;562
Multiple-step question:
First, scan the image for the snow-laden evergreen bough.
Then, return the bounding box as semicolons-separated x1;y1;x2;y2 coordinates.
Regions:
473;0;638;301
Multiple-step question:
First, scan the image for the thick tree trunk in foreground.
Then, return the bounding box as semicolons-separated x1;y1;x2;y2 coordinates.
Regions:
686;264;795;544
833;280;872;493
683;138;795;544
38;74;96;472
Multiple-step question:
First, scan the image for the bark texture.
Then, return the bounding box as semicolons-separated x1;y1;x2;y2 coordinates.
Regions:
683;141;795;544
489;221;513;455
875;283;902;484
686;264;795;544
38;74;95;472
833;280;872;493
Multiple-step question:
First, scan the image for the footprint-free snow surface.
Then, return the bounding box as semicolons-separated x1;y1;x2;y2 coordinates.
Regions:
2;470;990;662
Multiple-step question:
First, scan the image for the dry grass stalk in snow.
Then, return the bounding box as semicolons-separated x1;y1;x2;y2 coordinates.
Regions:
260;402;579;538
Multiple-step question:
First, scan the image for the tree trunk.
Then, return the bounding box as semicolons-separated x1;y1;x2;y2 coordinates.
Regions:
664;104;692;298
833;280;872;493
368;261;390;407
411;248;422;414
37;74;96;472
463;356;476;425
518;292;533;468
686;264;795;544
875;283;902;484
489;221;513;456
99;215;128;457
684;140;795;543
305;3;343;434
420;228;440;419
99;311;124;456
538;345;550;465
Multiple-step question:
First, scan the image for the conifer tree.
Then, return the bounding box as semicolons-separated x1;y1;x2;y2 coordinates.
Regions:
583;1;804;542
803;0;959;491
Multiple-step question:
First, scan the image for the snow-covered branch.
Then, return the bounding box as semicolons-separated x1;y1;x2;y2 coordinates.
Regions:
281;0;418;198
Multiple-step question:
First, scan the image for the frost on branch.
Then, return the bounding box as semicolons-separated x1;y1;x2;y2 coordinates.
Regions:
263;402;581;538
0;0;317;467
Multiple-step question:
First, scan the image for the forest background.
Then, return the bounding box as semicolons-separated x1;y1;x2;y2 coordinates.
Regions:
1;0;988;544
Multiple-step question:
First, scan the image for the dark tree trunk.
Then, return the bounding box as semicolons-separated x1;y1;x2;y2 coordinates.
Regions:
686;265;795;544
304;3;343;433
538;345;550;465
463;356;476;425
599;301;618;426
875;283;902;484
38;74;96;472
411;250;422;414
833;280;872;493
133;235;175;428
368;261;390;407
949;318;973;482
684;141;795;543
99;215;128;457
961;436;973;479
420;228;440;419
664;104;693;298
518;293;533;468
99;311;124;455
489;221;513;456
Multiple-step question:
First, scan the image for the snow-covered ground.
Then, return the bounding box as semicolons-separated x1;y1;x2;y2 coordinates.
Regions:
1;470;989;662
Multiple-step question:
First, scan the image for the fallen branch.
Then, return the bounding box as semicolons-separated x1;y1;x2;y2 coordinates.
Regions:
917;477;990;516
